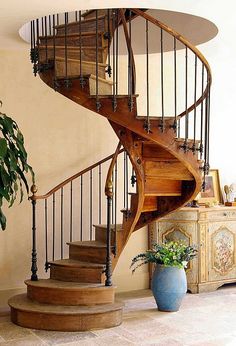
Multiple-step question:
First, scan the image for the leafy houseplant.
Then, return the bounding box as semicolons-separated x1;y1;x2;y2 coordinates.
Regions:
130;241;197;312
0;102;34;230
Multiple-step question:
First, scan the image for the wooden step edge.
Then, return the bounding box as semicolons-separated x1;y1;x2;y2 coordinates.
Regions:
55;57;107;67
94;224;123;231
175;138;201;143
40;45;105;50
144;192;182;197
67;240;107;248
136;115;181;121
55;15;106;29
88;94;139;99
9;294;123;315
48;259;106;269
39;31;103;39
25;279;112;290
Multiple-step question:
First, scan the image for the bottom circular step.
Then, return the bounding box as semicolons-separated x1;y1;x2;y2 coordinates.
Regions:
9;294;123;331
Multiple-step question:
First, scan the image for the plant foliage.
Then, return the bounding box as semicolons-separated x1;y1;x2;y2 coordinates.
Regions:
130;241;198;273
0;104;34;230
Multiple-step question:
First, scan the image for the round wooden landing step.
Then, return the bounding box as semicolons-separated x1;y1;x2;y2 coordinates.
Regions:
9;294;123;331
25;279;115;305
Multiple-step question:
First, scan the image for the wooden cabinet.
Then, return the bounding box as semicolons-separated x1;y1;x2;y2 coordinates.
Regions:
150;207;236;293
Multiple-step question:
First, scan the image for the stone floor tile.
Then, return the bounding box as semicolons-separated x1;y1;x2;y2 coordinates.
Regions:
31;329;96;345
0;335;46;345
0;322;33;341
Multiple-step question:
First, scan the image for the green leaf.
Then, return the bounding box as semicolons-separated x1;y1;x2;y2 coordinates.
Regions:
0;138;7;158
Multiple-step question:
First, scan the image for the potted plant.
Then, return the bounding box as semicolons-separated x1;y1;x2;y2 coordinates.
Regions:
0;102;34;230
130;241;197;312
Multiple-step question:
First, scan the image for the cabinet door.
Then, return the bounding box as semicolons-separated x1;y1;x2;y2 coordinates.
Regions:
208;221;236;281
158;221;198;285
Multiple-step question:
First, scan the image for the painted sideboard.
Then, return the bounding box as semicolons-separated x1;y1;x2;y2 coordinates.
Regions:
149;206;236;293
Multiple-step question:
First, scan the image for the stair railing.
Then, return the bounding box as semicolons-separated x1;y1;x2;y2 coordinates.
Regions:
28;145;137;282
104;141;122;286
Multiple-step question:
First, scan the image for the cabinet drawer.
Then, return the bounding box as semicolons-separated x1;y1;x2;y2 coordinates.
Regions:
207;210;236;221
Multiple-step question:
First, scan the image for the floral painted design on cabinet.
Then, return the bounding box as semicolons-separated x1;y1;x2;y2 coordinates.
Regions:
212;228;234;275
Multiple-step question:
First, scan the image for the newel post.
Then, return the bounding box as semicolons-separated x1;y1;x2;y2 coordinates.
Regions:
105;181;113;286
30;184;38;281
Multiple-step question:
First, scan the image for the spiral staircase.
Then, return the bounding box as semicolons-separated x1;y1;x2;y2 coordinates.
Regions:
9;8;211;331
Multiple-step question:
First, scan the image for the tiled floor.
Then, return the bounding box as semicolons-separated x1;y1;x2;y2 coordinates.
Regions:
1;286;236;345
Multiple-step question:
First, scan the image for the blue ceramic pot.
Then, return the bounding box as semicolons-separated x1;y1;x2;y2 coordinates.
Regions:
151;264;187;312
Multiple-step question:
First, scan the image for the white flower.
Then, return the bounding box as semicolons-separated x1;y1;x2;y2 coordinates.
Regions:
182;261;188;268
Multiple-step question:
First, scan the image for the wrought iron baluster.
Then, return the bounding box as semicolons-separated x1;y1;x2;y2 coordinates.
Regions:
64;12;70;88
200;63;205;159
115;9;119;96
49;15;52;36
112;9;117;111
79;11;85;88
30;185;38;281
52;193;55;261
112;170;114;224
80;175;83;240
128;9;134;111
105;188;112;286
60;187;64;259
174;36;178;133
184;46;189;151
70;181;73;242
57;14;59;26
95;10;101;111
90;170;93;240
106;9;112;77
75;11;78;22
99;164;102;224
41;17;44;37
160;28;164;131
192;55;198;154
123;151;126;208
45;199;49;271
126;152;129;211
44;17;48;63
144;19;150;133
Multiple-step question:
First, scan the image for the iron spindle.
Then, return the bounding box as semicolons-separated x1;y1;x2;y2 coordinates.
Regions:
99;164;102;224
123;151;126;208
79;11;85;88
44;17;48;63
30;185;38;281
57;14;59;26
160;28;165;130
111;170;114;224
49;15;52;36
204;90;209;176
52;193;55;261
90;170;93;240
95;10;101;111
105;194;112;286
60;187;64;259
44;199;49;271
41;17;44;37
112;9;117;111
144;19;151;133
184;46;189;149
64;13;70;88
115;9;119;96
128;9;134;111
192;55;198;153
200;63;205;158
75;11;78;22
70;181;73;242
206;89;211;173
31;197;38;281
80;175;83;240
52;15;57;90
174;36;178;134
126;152;129;211
30;21;33;54
106;9;112;77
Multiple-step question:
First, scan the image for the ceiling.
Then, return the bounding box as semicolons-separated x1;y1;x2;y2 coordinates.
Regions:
0;1;218;50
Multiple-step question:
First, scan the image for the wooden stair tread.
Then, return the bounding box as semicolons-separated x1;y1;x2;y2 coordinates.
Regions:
94;224;123;231
89;94;139;99
9;294;123;315
55;57;107;67
67;240;106;248
40;45;105;50
175;138;201;143
55;15;106;29
25;279;109;290
49;259;105;269
39;31;103;39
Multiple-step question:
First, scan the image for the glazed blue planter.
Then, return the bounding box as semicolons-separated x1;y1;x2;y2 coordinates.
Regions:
151;264;187;312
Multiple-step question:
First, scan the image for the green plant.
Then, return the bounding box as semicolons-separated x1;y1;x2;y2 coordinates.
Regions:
130;241;197;273
0;102;34;230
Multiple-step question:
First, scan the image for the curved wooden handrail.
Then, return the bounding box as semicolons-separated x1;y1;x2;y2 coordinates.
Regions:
131;8;212;119
105;141;122;198
30;147;124;200
119;9;136;95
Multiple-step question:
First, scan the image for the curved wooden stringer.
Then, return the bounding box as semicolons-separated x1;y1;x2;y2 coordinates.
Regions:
9;7;211;331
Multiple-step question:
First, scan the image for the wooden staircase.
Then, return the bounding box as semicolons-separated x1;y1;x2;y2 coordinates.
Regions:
9;8;211;331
